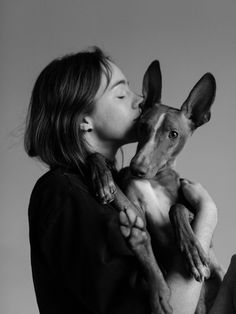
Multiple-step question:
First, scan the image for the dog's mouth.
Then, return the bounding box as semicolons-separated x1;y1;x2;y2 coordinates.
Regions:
131;161;168;179
130;161;162;179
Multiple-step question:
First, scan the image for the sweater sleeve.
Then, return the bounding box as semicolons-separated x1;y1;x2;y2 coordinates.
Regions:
29;171;98;313
28;170;149;314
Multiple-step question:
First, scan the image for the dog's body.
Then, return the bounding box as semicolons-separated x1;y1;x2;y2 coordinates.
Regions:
89;61;224;313
119;167;179;262
118;164;222;314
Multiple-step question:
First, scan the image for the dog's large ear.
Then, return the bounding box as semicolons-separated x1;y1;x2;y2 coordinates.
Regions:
181;73;216;130
142;60;162;108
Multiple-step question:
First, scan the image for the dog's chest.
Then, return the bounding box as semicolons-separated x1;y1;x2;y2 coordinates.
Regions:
127;179;173;227
146;182;173;225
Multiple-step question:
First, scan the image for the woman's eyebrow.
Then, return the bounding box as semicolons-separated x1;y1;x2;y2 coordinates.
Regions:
109;79;129;90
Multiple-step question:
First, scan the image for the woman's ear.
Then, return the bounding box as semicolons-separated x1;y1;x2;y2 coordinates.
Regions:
80;117;93;132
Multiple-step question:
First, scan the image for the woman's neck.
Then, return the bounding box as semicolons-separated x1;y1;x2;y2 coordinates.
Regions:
93;144;118;161
86;137;121;161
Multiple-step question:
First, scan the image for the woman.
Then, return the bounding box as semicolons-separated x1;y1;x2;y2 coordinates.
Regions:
25;47;235;314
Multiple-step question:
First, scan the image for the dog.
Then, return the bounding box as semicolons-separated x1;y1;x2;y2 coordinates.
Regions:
88;61;224;314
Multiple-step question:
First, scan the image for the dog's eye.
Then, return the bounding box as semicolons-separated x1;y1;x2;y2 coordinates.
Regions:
168;130;178;139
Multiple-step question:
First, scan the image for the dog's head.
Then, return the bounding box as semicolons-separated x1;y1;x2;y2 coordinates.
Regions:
130;61;216;178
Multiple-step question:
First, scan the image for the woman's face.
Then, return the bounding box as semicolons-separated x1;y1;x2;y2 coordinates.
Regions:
90;61;142;145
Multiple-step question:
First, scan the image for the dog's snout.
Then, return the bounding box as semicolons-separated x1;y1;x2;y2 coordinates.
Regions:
130;161;147;178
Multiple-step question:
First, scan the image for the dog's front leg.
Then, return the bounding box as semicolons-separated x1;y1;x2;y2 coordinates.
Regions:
169;204;210;282
88;153;116;204
119;207;172;314
88;154;172;313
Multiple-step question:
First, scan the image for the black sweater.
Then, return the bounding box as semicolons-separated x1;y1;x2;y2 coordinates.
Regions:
28;167;150;314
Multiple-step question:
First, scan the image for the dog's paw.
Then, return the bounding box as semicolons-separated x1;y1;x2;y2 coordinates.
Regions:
95;170;116;204
170;203;210;282
153;285;173;314
88;153;116;204
180;235;210;282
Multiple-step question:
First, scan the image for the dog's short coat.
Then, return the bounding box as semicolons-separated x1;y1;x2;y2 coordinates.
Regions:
88;61;224;314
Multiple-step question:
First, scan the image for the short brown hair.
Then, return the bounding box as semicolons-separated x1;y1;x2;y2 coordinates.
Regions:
24;47;112;175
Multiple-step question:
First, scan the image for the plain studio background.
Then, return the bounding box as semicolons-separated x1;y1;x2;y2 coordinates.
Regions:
1;0;236;313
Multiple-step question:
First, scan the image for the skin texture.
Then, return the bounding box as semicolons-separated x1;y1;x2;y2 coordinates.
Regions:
81;61;142;160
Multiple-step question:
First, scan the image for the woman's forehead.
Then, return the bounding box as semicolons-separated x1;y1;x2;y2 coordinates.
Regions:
95;61;127;99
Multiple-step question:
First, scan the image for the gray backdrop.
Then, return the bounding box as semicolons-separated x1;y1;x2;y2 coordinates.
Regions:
1;0;236;313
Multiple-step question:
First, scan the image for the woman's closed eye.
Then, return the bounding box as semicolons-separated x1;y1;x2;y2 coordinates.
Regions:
115;84;129;99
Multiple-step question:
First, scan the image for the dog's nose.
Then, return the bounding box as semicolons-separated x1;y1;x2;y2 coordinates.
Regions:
130;162;146;178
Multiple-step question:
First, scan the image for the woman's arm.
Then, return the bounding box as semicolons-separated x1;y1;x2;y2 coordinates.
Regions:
167;180;218;314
